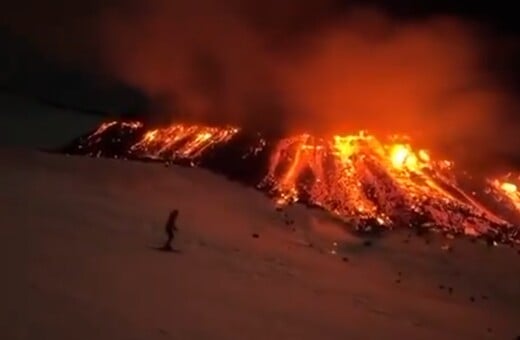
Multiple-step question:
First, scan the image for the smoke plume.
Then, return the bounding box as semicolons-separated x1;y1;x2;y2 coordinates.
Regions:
2;0;519;167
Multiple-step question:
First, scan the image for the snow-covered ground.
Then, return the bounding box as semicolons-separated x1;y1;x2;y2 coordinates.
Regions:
0;94;519;339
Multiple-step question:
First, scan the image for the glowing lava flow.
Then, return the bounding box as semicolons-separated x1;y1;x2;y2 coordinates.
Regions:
490;176;520;211
65;121;520;244
260;132;514;237
131;124;239;159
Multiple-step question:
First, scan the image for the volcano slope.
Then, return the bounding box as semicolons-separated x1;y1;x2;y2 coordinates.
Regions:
0;98;520;339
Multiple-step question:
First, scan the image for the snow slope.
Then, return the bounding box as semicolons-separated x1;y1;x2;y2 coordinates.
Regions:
0;95;519;339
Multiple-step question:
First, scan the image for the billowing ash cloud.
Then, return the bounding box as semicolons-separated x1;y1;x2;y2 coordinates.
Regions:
2;0;519;167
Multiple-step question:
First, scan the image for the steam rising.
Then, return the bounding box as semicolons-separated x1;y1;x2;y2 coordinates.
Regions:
3;0;518;166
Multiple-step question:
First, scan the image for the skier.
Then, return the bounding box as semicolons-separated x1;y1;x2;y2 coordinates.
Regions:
161;209;179;251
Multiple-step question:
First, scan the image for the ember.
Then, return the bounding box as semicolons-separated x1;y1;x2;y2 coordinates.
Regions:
63;120;520;245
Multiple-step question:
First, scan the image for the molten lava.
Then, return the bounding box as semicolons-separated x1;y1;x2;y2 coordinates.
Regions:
131;124;239;160
490;176;520;211
65;120;520;245
260;131;512;237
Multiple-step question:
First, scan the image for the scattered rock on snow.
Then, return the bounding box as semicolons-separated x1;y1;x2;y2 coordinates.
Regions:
284;219;295;226
486;238;497;247
441;244;452;252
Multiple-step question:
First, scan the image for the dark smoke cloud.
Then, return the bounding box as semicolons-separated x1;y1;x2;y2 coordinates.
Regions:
2;0;519;167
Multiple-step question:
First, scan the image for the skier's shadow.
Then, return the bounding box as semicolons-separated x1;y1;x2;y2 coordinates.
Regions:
149;245;182;254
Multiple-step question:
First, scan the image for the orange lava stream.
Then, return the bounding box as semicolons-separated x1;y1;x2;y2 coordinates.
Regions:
490;177;520;211
262;131;511;233
130;124;239;159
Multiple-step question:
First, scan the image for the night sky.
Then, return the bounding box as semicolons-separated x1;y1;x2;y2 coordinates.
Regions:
1;0;519;166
